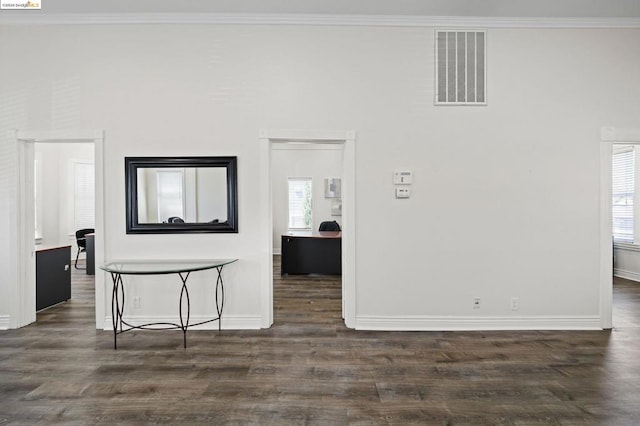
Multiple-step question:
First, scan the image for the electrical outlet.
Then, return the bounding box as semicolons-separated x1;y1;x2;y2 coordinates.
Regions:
133;296;140;308
473;297;481;309
510;297;519;311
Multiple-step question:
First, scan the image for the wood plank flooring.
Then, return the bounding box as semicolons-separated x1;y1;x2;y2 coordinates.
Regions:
1;259;639;424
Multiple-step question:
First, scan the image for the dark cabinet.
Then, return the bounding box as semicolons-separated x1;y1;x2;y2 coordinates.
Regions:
36;245;71;311
281;232;342;275
86;233;95;275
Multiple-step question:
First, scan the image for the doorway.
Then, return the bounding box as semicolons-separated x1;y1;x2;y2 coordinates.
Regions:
34;142;95;315
13;130;105;329
600;127;640;330
259;129;356;329
34;143;94;260
271;143;344;323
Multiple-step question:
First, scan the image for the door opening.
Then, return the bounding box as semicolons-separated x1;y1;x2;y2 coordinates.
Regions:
12;130;105;329
34;142;95;315
600;127;640;330
259;129;356;329
271;143;344;323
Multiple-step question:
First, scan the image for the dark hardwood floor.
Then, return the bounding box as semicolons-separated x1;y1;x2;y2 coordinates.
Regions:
1;259;640;425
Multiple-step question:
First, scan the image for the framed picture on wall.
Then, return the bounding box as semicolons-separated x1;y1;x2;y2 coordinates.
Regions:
324;178;341;198
331;199;342;216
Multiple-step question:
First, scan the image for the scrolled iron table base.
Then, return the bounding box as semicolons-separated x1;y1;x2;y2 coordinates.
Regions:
101;259;237;349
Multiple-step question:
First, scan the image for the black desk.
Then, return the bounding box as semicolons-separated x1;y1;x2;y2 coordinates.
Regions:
281;231;341;275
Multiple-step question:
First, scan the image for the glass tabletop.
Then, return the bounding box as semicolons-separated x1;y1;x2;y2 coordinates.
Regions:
100;259;237;275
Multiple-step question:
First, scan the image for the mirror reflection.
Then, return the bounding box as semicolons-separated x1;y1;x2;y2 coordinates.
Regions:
125;156;238;234
136;167;228;224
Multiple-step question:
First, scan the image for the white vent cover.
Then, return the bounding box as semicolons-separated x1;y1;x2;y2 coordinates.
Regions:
435;30;486;105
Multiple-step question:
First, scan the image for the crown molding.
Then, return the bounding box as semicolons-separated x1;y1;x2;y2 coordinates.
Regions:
1;13;640;28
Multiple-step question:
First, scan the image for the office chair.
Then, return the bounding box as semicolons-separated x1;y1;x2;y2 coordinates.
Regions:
319;220;341;232
167;217;185;223
74;228;94;269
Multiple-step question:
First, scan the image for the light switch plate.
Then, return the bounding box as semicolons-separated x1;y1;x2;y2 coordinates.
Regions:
395;187;411;198
393;171;413;185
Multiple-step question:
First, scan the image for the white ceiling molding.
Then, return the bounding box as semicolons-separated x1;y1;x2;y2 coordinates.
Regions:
1;13;640;28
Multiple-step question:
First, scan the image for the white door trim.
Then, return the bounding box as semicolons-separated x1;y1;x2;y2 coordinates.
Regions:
600;126;640;329
12;129;106;329
259;129;357;328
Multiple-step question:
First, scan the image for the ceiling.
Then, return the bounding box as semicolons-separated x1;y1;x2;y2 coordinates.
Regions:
9;0;640;18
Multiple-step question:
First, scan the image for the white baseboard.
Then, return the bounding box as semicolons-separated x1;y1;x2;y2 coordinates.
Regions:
101;314;603;332
614;268;640;282
103;314;263;331
0;315;10;330
273;249;281;256
355;315;602;331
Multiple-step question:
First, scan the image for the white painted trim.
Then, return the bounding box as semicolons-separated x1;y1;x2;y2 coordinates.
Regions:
1;13;640;28
600;126;640;330
7;130;18;329
263;128;350;142
356;315;602;331
600;137;614;330
342;131;357;328
93;134;106;329
260;129;357;329
13;129;106;330
259;133;274;328
601;127;640;142
273;248;282;256
271;143;344;151
614;268;640;283
16;136;36;328
103;315;262;331
0;315;10;330
15;129;104;143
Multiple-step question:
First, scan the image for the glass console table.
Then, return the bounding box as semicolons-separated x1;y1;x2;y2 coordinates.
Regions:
100;259;237;349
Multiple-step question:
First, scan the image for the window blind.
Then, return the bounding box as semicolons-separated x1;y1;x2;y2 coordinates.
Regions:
74;161;95;230
612;147;634;242
288;178;312;230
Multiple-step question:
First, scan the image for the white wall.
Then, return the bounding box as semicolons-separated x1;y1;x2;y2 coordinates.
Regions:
271;144;343;253
197;168;227;223
34;142;94;253
1;24;640;330
614;247;640;281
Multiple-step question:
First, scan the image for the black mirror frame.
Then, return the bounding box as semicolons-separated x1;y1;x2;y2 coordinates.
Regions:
125;156;238;234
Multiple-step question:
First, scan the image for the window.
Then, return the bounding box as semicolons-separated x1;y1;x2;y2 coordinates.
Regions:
34;157;43;240
156;169;185;222
74;161;95;231
435;30;486;105
288;178;312;230
612;146;634;242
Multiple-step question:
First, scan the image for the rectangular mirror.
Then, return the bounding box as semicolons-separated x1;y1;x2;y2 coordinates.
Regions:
125;156;238;233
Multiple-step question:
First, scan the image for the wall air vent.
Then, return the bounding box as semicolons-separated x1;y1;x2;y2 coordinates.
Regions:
435;30;486;105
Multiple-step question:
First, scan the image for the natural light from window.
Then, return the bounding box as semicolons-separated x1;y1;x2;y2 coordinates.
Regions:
288;178;312;230
612;145;634;243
